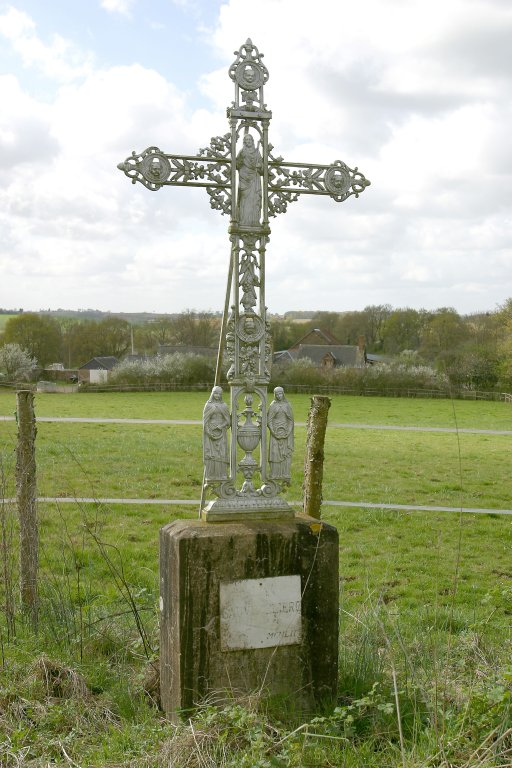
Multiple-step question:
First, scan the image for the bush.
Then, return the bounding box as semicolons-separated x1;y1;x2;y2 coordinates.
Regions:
271;358;448;394
109;353;215;388
0;343;37;381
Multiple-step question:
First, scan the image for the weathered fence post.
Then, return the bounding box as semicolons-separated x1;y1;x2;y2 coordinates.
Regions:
303;395;331;520
16;390;38;626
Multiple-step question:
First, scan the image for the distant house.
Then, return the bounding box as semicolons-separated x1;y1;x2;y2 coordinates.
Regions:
79;356;119;384
295;344;365;368
275;328;367;369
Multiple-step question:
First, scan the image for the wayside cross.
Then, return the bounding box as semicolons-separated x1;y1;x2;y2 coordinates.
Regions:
117;39;370;521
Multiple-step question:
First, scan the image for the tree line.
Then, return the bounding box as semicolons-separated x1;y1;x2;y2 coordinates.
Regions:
0;311;220;369
272;301;512;391
1;302;512;391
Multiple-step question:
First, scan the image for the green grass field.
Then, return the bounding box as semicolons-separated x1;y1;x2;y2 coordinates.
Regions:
1;389;511;766
1;388;512;428
0;390;511;510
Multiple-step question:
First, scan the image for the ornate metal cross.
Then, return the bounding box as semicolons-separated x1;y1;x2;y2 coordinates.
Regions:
118;39;370;521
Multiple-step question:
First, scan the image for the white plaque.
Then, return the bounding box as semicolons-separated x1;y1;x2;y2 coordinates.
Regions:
220;575;302;651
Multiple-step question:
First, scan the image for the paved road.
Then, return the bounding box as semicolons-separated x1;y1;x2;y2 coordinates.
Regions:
2;496;509;516
1;415;511;435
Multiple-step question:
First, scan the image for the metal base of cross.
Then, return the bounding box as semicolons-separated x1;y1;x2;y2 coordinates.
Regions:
201;496;295;522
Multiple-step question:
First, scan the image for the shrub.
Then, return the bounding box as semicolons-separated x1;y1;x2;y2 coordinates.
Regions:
0;343;37;381
109;353;215;387
271;358;448;394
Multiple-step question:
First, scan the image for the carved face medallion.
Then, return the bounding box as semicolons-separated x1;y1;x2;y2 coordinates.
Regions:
142;153;171;183
236;314;264;343
325;165;351;197
235;62;264;90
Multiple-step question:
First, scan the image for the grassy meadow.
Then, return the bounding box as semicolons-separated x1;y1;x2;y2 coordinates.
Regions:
0;389;511;509
1;389;511;766
2;387;512;427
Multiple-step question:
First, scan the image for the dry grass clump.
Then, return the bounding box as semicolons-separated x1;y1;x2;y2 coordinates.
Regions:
159;727;217;768
157;695;282;768
31;656;90;700
142;658;160;708
0;656;123;768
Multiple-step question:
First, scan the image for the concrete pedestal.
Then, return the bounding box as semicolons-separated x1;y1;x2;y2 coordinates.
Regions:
159;515;339;720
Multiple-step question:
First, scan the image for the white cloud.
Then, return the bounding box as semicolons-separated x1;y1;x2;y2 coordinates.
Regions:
0;75;59;169
1;0;512;313
0;6;94;82
100;0;135;16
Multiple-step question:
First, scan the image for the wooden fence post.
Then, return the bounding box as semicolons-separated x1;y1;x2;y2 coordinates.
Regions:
16;390;38;626
303;395;331;520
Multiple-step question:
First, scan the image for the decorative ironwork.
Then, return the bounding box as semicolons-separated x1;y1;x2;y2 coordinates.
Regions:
229;38;269;112
206;187;231;216
229;39;269;88
117;38;371;521
117;143;231;195
268;155;371;208
267;189;300;217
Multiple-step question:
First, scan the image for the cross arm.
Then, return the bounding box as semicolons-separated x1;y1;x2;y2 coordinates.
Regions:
117;136;231;193
267;154;370;217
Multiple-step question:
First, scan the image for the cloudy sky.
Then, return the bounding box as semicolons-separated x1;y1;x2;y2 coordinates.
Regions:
1;0;511;316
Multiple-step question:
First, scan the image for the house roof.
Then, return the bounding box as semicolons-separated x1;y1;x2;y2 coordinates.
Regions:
79;356;119;370
272;350;295;364
289;327;342;350
366;353;393;365
295;344;361;367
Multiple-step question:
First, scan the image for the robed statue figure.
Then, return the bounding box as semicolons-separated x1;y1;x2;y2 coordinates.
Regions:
203;386;231;480
236;133;263;227
267;386;294;480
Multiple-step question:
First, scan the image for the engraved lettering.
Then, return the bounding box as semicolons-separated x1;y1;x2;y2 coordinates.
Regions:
220;575;302;650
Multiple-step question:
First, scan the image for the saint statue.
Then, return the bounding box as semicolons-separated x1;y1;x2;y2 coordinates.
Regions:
203;386;231;480
267;387;294;480
236;133;263;226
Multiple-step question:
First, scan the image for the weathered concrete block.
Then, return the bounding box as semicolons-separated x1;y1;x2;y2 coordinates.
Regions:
159;515;339;720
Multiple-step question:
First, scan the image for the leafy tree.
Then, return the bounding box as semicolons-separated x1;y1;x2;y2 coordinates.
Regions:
0;343;37;380
310;311;343;338
361;304;393;348
2;313;62;367
497;308;512;389
168;311;219;348
95;317;132;358
269;317;299;351
497;297;512;323
60;320;99;367
464;311;501;349
382;308;429;354
146;317;176;346
59;317;131;366
419;308;470;362
445;348;500;390
334;311;367;345
132;324;158;356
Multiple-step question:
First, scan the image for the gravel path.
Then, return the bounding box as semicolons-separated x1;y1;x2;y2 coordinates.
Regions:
1;415;511;435
2;496;508;515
